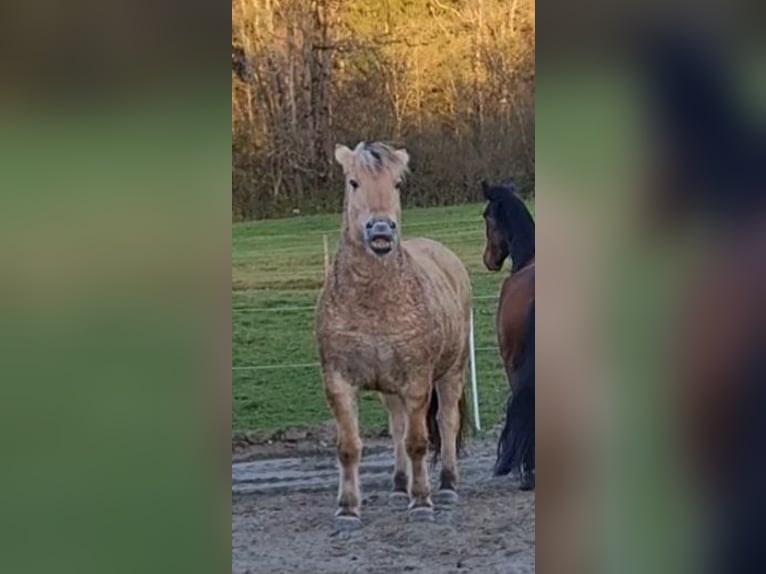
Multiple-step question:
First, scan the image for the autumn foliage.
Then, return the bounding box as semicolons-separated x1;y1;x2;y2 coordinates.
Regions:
232;0;534;219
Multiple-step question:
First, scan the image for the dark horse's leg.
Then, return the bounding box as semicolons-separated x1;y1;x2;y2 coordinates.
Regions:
496;384;535;482
404;373;434;521
519;417;536;491
496;302;535;490
380;393;409;506
323;370;363;529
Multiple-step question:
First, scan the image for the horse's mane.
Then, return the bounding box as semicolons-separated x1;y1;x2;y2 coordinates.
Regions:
486;182;535;273
350;142;409;178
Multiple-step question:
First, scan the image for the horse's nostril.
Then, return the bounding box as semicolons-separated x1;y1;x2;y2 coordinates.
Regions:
390;221;397;230
365;221;374;230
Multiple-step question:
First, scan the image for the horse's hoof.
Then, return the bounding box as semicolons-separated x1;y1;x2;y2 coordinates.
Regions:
408;506;435;522
388;491;410;508
520;471;535;491
333;514;363;532
434;489;459;506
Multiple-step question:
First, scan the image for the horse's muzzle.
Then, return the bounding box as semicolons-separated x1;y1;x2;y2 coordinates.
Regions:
364;217;397;255
483;250;503;272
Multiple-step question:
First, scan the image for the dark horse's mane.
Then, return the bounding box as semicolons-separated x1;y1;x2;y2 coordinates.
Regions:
483;182;535;273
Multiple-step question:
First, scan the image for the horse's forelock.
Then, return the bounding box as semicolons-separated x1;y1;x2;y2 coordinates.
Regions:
500;179;517;194
351;141;408;179
488;181;522;206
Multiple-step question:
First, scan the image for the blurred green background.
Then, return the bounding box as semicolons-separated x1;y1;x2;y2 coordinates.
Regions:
0;95;230;574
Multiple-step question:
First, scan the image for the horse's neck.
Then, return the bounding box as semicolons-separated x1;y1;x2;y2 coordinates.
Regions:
332;236;410;297
498;197;535;274
509;237;534;273
507;215;535;273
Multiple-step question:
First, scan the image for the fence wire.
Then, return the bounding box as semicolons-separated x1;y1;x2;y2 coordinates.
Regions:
232;293;499;314
232;346;500;372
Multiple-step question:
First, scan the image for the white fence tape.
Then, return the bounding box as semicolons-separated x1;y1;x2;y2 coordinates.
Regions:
468;308;481;431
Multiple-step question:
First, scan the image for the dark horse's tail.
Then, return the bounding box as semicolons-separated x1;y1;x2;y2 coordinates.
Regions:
495;301;535;483
427;377;469;462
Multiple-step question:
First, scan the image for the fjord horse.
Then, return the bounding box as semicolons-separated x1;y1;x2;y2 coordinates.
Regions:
481;181;535;489
316;142;470;530
644;35;766;573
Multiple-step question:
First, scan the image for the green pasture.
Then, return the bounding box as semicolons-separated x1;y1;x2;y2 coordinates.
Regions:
232;201;534;437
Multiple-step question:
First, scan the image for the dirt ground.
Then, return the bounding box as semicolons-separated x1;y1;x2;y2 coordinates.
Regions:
232;436;535;574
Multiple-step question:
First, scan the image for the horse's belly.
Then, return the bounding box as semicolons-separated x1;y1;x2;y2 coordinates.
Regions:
324;331;428;393
497;267;535;366
430;320;468;379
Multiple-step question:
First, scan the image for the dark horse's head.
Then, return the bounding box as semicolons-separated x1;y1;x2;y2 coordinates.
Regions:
641;33;766;231
481;181;535;273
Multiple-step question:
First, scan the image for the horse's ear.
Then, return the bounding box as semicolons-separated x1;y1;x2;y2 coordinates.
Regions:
394;148;410;167
481;180;491;200
334;144;353;169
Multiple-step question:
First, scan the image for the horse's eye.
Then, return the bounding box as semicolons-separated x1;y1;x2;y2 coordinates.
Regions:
349;179;359;189
394;181;402;190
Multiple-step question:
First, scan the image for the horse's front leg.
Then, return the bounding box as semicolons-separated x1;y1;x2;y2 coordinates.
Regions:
323;370;363;530
404;376;434;521
380;393;410;507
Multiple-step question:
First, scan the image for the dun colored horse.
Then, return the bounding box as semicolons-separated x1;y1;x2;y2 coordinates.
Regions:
316;142;470;530
481;181;535;489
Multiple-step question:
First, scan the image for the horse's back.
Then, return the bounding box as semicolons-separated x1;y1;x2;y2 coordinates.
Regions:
497;263;535;383
499;261;534;313
404;237;472;377
404;237;472;311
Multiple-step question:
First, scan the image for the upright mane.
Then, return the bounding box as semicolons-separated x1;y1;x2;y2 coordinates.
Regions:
347;141;409;179
488;183;535;273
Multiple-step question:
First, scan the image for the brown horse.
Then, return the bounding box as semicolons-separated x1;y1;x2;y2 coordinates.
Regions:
643;35;766;573
315;142;470;530
482;181;536;489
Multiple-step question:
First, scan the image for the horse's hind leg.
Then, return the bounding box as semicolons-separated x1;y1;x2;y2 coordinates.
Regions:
434;369;464;505
323;371;363;529
404;375;434;520
380;393;409;506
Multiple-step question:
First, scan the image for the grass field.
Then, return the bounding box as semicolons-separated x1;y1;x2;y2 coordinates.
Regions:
232;201;534;437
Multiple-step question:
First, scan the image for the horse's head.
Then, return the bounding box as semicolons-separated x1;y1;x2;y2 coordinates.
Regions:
335;141;409;257
481;180;535;273
639;31;766;233
639;37;715;232
481;181;511;271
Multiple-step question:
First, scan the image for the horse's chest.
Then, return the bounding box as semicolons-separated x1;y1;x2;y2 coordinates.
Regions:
322;321;431;392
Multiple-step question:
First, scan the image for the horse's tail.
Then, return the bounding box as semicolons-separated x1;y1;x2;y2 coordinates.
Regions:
427;379;469;463
495;301;535;477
